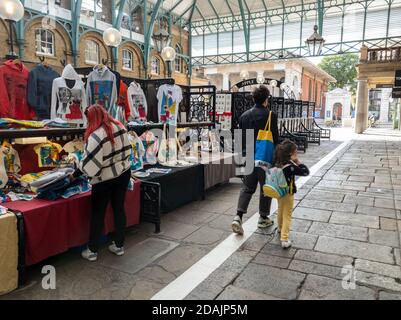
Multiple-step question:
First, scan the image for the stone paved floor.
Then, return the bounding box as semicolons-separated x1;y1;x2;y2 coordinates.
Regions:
3;127;401;300
186;127;401;300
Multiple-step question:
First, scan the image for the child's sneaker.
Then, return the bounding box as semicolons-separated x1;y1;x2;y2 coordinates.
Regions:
281;240;292;249
108;242;125;256
81;248;98;262
231;215;244;235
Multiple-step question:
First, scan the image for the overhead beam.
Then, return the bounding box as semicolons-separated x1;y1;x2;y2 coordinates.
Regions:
196;6;214;34
72;0;83;67
237;0;250;61
115;0;127;29
207;0;227;32
170;0;185;12
144;0;164;77
243;0;257;28
224;0;241;29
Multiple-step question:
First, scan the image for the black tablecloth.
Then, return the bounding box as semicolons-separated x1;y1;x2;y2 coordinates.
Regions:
139;164;205;213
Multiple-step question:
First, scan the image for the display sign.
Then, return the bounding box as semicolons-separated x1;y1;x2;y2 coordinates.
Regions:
395;70;401;88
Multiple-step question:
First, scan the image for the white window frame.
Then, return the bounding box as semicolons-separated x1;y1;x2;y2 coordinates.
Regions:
35;29;55;57
174;44;182;73
151;57;160;75
122;49;133;71
85;40;100;65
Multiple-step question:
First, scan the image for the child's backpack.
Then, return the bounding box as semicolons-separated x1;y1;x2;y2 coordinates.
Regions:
263;165;291;199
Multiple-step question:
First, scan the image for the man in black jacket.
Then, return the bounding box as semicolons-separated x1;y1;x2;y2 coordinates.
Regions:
232;85;279;235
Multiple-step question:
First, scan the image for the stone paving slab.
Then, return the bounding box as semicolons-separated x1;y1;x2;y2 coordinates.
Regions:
294;250;353;268
356;205;397;218
355;259;401;279
183;226;230;246
292;207;332;222
299;199;356;213
308;221;368;242
298;275;376;300
97;238;179;275
368;229;400;247
379;292;401;300
315;236;394;264
216;285;283;300
329;212;379;229
343;195;374;206
233;263;305;300
356;271;401;292
289;260;343;280
253;253;292;269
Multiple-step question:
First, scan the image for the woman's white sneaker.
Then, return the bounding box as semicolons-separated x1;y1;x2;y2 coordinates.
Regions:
109;242;125;256
81;248;98;262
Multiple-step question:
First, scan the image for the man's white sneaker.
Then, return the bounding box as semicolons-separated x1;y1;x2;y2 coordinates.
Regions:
108;242;125;256
281;240;292;249
81;248;98;262
231;215;244;235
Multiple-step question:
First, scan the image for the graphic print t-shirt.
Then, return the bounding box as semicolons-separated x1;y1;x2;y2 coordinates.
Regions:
157;84;183;125
89;81;114;111
34;142;63;167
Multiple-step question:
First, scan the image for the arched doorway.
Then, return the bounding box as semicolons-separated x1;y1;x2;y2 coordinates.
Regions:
333;102;343;121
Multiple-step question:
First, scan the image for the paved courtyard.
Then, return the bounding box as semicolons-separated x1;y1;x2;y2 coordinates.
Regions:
2;127;401;300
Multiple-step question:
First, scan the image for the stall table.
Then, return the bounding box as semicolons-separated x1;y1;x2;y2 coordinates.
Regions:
139;163;205;214
3;181;141;267
201;153;237;190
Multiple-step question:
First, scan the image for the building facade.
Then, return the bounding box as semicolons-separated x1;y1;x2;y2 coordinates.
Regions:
204;59;335;118
0;1;208;86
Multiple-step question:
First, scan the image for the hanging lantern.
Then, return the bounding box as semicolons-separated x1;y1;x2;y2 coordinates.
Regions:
152;28;170;53
270;80;278;87
103;27;122;47
305;25;325;56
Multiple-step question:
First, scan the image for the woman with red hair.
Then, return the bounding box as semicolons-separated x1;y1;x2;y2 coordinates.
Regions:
73;105;132;261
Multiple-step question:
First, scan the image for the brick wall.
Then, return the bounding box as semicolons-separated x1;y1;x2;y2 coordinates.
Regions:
0;16;196;86
23;19;73;73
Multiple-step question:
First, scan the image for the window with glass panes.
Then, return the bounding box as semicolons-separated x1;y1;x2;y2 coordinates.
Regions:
85;40;99;65
35;29;55;56
122;49;133;70
151;57;160;75
175;44;182;73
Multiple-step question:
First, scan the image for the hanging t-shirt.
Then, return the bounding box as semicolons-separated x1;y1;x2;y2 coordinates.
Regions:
1;142;21;174
157;84;183;125
34;142;63;167
128;82;148;121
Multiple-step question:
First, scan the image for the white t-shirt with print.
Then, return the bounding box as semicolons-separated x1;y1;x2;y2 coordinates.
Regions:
157;84;183;125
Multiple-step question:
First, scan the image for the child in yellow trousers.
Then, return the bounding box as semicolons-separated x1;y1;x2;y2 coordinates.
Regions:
274;140;309;249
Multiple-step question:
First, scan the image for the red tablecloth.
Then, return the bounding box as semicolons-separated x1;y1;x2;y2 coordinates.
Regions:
3;181;141;266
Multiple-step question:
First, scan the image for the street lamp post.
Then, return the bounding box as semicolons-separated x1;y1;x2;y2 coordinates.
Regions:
0;0;25;60
103;27;122;70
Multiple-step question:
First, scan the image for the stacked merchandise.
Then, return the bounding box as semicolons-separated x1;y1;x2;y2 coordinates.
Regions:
0;138;91;203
